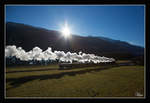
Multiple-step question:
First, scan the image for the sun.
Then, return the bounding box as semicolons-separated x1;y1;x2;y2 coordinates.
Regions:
62;26;70;38
61;22;71;38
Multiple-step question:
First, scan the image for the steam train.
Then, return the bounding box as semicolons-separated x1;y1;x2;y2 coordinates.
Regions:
59;61;116;70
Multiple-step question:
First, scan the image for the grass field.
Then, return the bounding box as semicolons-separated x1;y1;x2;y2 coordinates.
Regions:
5;64;144;97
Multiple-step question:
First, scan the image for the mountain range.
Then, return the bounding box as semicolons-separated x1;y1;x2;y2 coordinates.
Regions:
6;22;144;60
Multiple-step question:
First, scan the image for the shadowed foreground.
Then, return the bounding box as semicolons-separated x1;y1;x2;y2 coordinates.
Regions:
6;65;144;97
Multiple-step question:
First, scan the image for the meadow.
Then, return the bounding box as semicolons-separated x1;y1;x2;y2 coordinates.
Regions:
6;63;144;98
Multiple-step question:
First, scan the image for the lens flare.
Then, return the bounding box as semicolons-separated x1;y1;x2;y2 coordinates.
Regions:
61;22;71;38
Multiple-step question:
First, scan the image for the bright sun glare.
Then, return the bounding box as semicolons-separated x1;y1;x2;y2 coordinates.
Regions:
61;22;71;38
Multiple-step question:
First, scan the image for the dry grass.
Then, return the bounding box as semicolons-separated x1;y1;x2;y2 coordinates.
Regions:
6;64;144;97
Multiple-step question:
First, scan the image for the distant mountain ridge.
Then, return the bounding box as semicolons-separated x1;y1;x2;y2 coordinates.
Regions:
6;22;144;60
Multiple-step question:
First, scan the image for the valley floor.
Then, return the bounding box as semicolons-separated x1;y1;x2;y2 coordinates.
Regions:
5;64;144;98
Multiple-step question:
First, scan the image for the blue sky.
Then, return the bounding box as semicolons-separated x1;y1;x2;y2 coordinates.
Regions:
6;5;145;47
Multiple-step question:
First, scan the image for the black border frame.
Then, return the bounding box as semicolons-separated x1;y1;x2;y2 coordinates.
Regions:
0;0;150;103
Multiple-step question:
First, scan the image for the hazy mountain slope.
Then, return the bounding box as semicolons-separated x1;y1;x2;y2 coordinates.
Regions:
6;22;144;59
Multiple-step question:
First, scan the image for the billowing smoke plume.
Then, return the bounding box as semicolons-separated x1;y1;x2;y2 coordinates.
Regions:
5;45;115;63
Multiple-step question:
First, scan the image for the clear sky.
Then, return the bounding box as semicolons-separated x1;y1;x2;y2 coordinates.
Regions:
6;5;145;47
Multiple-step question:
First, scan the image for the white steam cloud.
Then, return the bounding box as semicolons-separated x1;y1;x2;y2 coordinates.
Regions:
5;45;115;63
